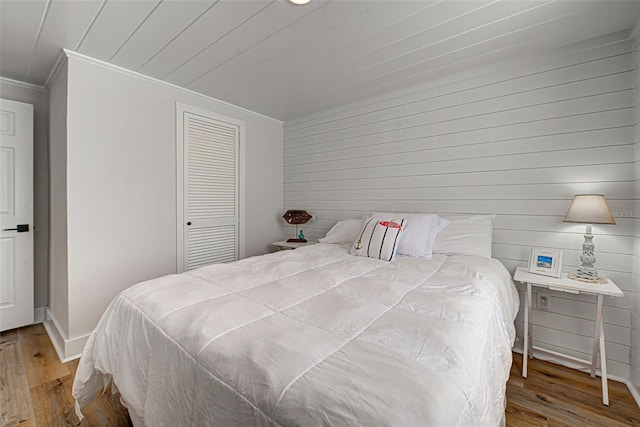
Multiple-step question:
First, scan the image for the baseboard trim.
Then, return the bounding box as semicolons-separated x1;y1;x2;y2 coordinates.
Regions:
43;308;87;363
42;319;64;362
628;381;640;408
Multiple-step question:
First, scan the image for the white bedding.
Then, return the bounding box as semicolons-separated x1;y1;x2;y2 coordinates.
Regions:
73;243;519;426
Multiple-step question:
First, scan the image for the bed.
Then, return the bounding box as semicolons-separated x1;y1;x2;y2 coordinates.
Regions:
72;241;519;426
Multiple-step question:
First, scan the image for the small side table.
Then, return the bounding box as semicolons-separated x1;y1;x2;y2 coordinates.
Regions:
272;240;316;250
513;266;623;405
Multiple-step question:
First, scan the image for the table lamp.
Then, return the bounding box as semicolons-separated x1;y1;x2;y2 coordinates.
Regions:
282;210;312;242
562;194;615;280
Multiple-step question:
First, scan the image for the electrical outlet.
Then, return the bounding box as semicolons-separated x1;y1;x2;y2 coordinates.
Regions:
537;292;552;311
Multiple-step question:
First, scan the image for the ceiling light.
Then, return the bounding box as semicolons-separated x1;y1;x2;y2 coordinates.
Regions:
286;0;311;5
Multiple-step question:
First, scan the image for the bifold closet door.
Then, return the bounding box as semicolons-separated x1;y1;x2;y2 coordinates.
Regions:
180;109;239;271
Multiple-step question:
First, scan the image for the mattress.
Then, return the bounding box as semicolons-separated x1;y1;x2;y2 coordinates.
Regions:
72;243;519;426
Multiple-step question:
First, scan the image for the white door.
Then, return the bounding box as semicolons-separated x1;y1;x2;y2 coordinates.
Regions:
177;105;243;272
0;98;34;331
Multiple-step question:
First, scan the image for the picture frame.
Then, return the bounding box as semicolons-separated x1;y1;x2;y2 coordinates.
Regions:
528;247;563;278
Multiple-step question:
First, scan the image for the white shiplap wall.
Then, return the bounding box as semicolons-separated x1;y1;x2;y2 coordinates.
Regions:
630;32;640;399
283;33;637;380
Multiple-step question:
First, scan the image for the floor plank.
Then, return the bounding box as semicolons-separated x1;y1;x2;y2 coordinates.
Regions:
0;340;37;426
0;328;19;346
30;374;80;427
18;324;70;388
1;324;130;427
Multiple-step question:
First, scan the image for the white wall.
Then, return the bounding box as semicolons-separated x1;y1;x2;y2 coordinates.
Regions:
47;61;69;334
48;52;283;357
0;78;49;311
283;33;637;380
631;31;640;400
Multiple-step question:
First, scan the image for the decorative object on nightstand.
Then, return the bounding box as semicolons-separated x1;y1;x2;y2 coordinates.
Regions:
528;247;563;278
282;209;312;243
562;194;616;280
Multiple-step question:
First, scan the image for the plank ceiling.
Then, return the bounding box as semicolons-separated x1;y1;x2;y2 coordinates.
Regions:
0;0;639;121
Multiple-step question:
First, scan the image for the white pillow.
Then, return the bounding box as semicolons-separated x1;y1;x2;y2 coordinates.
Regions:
370;212;449;258
319;219;363;244
349;217;406;261
432;215;496;259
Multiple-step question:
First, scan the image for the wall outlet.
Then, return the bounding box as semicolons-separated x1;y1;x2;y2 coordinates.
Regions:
537;292;552;311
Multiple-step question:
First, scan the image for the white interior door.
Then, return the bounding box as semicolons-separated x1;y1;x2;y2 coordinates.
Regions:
0;98;34;331
177;105;243;271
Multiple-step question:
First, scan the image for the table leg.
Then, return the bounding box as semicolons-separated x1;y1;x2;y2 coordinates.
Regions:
522;283;532;378
591;295;603;378
594;295;609;405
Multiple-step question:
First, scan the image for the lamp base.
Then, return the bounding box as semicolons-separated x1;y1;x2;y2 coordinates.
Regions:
576;266;599;280
286;238;307;243
577;229;599;280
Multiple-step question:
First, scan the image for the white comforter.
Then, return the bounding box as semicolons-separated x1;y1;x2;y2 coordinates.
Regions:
73;243;519;426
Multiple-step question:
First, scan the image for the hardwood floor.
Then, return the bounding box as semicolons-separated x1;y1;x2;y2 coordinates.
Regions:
507;353;640;426
0;324;131;427
2;323;639;426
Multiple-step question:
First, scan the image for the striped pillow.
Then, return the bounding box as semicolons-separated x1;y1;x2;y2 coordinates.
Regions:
349;217;406;261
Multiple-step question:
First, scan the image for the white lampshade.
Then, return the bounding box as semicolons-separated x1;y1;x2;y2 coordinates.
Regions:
563;194;616;225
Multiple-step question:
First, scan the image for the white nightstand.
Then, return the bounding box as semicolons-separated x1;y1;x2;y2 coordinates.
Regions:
513;266;623;405
272;240;317;250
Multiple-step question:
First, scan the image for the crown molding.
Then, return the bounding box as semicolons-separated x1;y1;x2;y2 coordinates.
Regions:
43;49;68;90
62;49;282;125
0;76;47;93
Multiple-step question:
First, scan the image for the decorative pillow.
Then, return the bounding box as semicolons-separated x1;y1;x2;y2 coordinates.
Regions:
319;219;363;245
432;215;496;259
349;217;406;261
370;212;449;258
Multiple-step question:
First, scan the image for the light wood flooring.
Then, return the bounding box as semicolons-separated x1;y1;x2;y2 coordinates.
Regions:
2;323;640;426
1;324;131;426
507;353;640;426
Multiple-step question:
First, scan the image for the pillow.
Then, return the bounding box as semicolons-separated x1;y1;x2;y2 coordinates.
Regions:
349;217;406;261
369;212;449;258
432;215;496;259
319;219;363;244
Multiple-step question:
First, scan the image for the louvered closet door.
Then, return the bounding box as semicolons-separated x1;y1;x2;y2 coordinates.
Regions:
183;112;239;270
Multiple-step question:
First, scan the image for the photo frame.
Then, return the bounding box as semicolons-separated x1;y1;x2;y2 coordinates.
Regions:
528;247;563;278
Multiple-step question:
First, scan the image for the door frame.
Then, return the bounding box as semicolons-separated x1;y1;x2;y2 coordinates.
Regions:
176;103;246;273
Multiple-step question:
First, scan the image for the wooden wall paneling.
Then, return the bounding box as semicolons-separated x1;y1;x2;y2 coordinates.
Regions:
286;183;635;206
514;321;631;379
284;86;633;149
285;127;633;169
514;309;630;347
285;163;634;193
285;69;634;142
629;32;640;398
284;37;633;133
285;53;633;142
283;34;637;381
